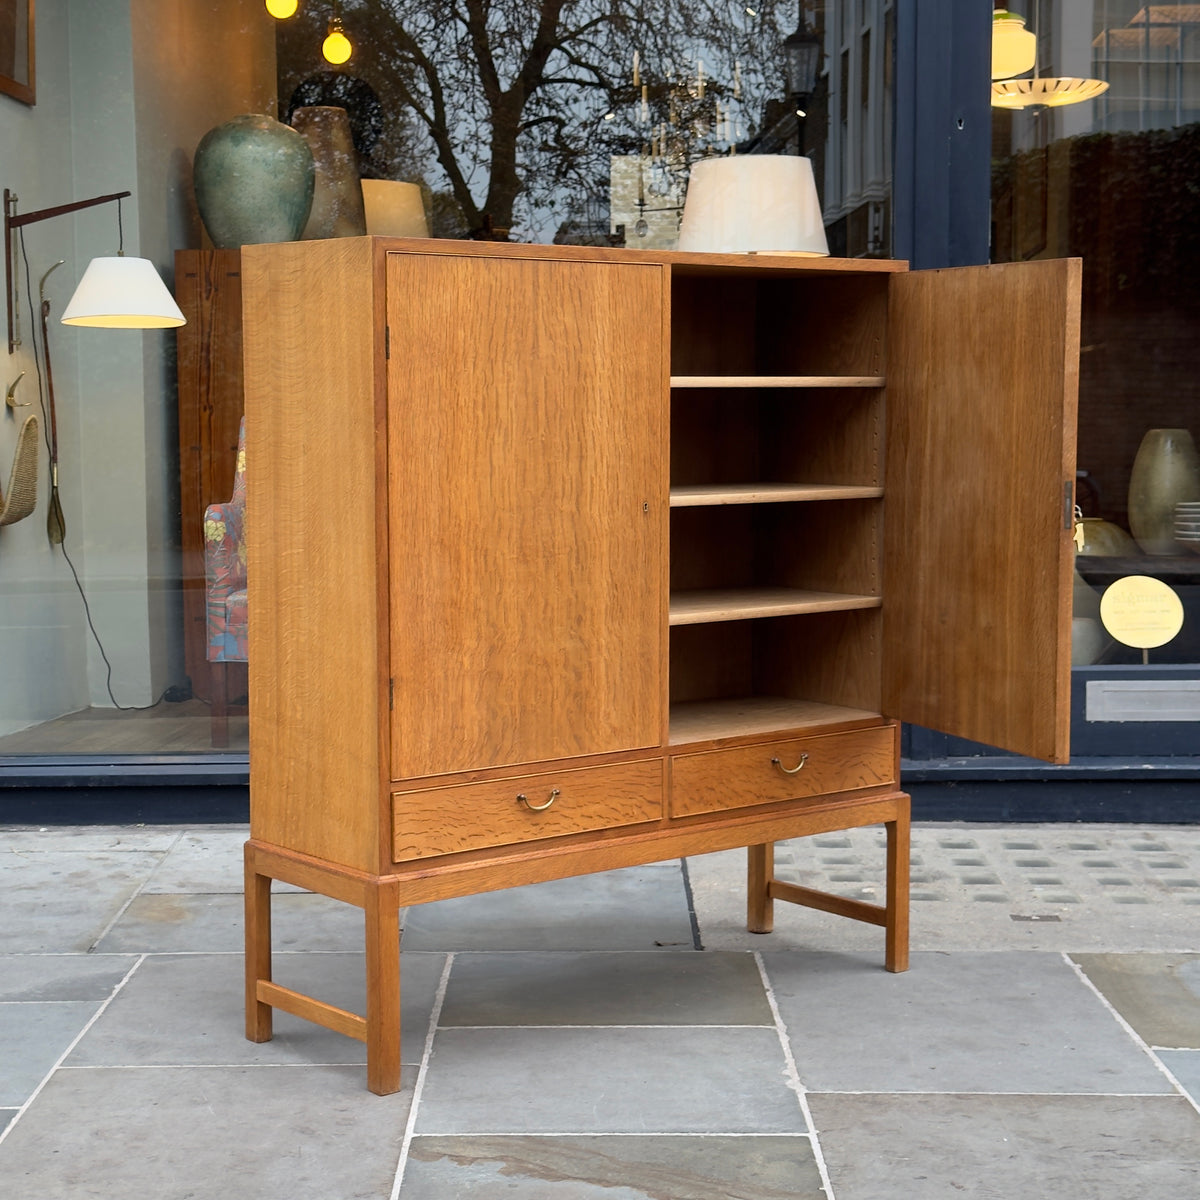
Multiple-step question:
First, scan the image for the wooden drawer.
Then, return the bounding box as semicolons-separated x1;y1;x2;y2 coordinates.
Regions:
392;759;663;861
670;725;896;818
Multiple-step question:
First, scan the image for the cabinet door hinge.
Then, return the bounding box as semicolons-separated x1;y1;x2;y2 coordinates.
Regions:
385;325;390;359
389;677;394;710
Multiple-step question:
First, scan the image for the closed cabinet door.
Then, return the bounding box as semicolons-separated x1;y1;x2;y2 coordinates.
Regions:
386;252;667;779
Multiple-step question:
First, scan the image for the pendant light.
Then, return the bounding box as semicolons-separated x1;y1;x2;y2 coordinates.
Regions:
265;0;298;17
323;2;352;65
991;3;1108;109
992;10;1036;79
991;76;1109;108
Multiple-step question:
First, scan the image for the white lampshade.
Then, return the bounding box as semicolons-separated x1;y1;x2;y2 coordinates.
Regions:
361;180;430;237
992;10;1037;80
678;155;829;256
60;256;185;329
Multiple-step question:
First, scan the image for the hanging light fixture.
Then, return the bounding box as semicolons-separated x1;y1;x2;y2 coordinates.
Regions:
60;256;187;329
991;76;1109;109
991;3;1108;109
265;0;298;17
992;9;1037;79
322;2;352;65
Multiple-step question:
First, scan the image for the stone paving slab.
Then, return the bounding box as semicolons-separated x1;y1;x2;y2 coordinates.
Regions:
401;863;696;952
688;824;1200;953
809;1093;1200;1200
0;1065;412;1200
1071;953;1200;1048
763;950;1173;1095
414;1026;807;1136
399;1134;825;1199
63;952;441;1069
439;950;773;1027
1;848;167;953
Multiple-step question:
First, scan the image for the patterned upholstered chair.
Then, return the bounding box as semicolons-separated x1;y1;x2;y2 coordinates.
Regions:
203;418;247;747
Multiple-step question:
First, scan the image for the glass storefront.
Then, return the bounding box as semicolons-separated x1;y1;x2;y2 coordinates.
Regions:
3;2;892;769
2;2;1194;805
991;1;1200;751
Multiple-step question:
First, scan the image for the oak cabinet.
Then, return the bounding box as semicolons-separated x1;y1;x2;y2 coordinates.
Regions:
241;238;1079;1094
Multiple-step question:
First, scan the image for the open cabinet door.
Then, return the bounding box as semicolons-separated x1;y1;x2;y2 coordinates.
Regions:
882;259;1081;764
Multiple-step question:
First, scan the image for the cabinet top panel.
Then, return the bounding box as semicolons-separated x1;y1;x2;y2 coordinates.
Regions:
346;235;911;277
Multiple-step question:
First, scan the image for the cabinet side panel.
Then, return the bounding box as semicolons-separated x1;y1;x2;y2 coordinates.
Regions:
386;253;666;778
883;259;1080;763
243;240;381;871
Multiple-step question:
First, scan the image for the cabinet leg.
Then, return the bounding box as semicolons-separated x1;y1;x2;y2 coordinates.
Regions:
885;798;911;974
244;844;273;1042
747;843;775;934
365;880;402;1096
210;661;230;748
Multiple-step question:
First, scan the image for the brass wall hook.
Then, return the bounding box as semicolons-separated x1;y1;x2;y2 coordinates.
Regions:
5;370;29;409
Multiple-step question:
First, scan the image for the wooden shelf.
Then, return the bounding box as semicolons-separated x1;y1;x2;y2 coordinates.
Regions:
669;696;884;745
669;588;882;626
671;483;884;507
671;375;886;389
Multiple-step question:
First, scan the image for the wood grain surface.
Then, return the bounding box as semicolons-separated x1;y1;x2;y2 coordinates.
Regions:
392;758;663;860
670;724;897;816
242;239;383;871
385;252;666;778
883;259;1080;763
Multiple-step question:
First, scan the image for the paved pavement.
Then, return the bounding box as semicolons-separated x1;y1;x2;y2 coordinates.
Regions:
2;821;1199;1198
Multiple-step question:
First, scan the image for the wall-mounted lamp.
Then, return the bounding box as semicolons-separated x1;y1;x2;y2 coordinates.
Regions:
4;187;185;355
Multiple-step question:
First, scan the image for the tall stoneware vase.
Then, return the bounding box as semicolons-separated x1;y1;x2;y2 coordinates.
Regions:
1127;428;1200;555
193;114;315;249
290;106;367;239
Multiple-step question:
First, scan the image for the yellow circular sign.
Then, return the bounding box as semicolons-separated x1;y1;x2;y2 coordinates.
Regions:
1099;575;1184;649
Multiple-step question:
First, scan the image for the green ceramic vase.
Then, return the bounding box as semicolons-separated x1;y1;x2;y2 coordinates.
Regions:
193;114;315;249
1127;428;1200;555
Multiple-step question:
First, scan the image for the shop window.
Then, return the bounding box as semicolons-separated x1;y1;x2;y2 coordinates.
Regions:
1;3;891;766
991;0;1200;750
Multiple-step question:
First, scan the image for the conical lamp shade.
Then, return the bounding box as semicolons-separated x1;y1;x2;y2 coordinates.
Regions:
678;156;829;256
60;256;186;329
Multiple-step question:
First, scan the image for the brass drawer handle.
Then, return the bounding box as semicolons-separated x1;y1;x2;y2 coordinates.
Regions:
771;753;809;775
517;787;560;812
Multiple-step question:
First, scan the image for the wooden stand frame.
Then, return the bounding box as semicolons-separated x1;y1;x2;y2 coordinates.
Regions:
244;789;909;1096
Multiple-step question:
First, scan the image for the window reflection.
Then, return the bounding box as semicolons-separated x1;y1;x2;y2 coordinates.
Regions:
0;2;891;760
993;1;1200;668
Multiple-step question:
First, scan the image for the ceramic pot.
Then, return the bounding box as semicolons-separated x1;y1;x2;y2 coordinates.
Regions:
193;114;314;248
1075;518;1137;557
1128;428;1200;555
290;106;367;240
1071;569;1112;665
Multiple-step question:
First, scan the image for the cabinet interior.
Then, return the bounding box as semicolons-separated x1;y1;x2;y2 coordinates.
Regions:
667;268;890;743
